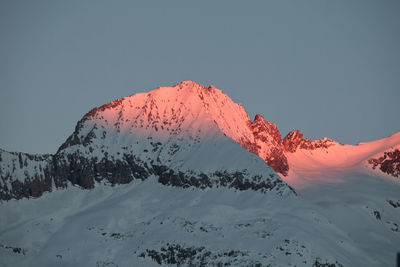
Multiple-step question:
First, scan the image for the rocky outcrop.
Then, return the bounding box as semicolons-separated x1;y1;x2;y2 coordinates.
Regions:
368;148;400;177
156;167;289;195
0;150;55;200
0;148;150;200
1;145;290;200
138;244;259;266
283;130;335;153
249;114;289;176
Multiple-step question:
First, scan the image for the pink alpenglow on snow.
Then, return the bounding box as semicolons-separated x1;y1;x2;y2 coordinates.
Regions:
59;80;400;184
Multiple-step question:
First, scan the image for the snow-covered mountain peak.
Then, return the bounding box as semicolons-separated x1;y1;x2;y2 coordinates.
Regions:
171;80;208;91
33;81;291;198
1;81;400;267
58;81;258;155
60;81;400;181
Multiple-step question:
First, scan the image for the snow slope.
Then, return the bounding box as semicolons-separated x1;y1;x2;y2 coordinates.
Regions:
280;131;400;267
284;131;400;187
0;178;376;267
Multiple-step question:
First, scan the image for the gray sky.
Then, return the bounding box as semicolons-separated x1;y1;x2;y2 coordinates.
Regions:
1;0;399;154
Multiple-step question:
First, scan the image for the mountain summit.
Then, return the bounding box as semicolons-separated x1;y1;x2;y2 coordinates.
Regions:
1;81;399;266
1;81;295;200
60;80;291;176
1;80;399;200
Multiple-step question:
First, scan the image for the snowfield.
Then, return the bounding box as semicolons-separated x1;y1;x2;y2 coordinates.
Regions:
0;177;385;267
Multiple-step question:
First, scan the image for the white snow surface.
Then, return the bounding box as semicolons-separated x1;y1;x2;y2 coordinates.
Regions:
279;131;400;266
0;178;383;267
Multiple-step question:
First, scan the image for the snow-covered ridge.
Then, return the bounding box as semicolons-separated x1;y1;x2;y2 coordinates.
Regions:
0;149;54;200
59;81;295;175
59;80;256;150
286;131;400;173
1;81;296;200
1;80;399;200
58;81;291;177
59;80;400;179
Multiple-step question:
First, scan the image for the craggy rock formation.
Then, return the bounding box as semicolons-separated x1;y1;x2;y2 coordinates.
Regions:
1;148;288;200
0;150;55;200
156;168;288;194
249;114;289;176
282;130;335;153
137;243;342;266
138;244;259;266
368;148;400;177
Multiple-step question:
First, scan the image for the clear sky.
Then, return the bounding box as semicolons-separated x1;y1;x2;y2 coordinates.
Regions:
1;0;399;154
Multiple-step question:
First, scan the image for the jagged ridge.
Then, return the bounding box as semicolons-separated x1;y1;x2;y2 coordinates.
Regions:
1;81;399;201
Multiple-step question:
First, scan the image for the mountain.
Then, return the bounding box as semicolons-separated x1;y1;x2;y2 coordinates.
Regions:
1;81;399;266
0;81;292;200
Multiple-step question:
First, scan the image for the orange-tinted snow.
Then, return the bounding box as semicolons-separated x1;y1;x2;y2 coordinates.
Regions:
284;131;400;188
76;80;400;186
82;81;256;144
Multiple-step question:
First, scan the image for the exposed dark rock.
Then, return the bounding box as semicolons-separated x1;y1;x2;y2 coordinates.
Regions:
138;243;258;266
387;199;400;208
0;244;27;255
283;130;335;153
312;258;343;267
1;148;144;200
373;210;381;220
10;175;53;199
0;150;54;200
368;149;400;178
283;130;304;153
1;146;287;200
156;168;288;194
390;222;399;232
249;114;289;176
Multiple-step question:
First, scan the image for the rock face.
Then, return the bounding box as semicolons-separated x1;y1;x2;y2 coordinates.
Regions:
368;148;400;177
282;130;335;153
0;150;55;200
249;114;289;176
